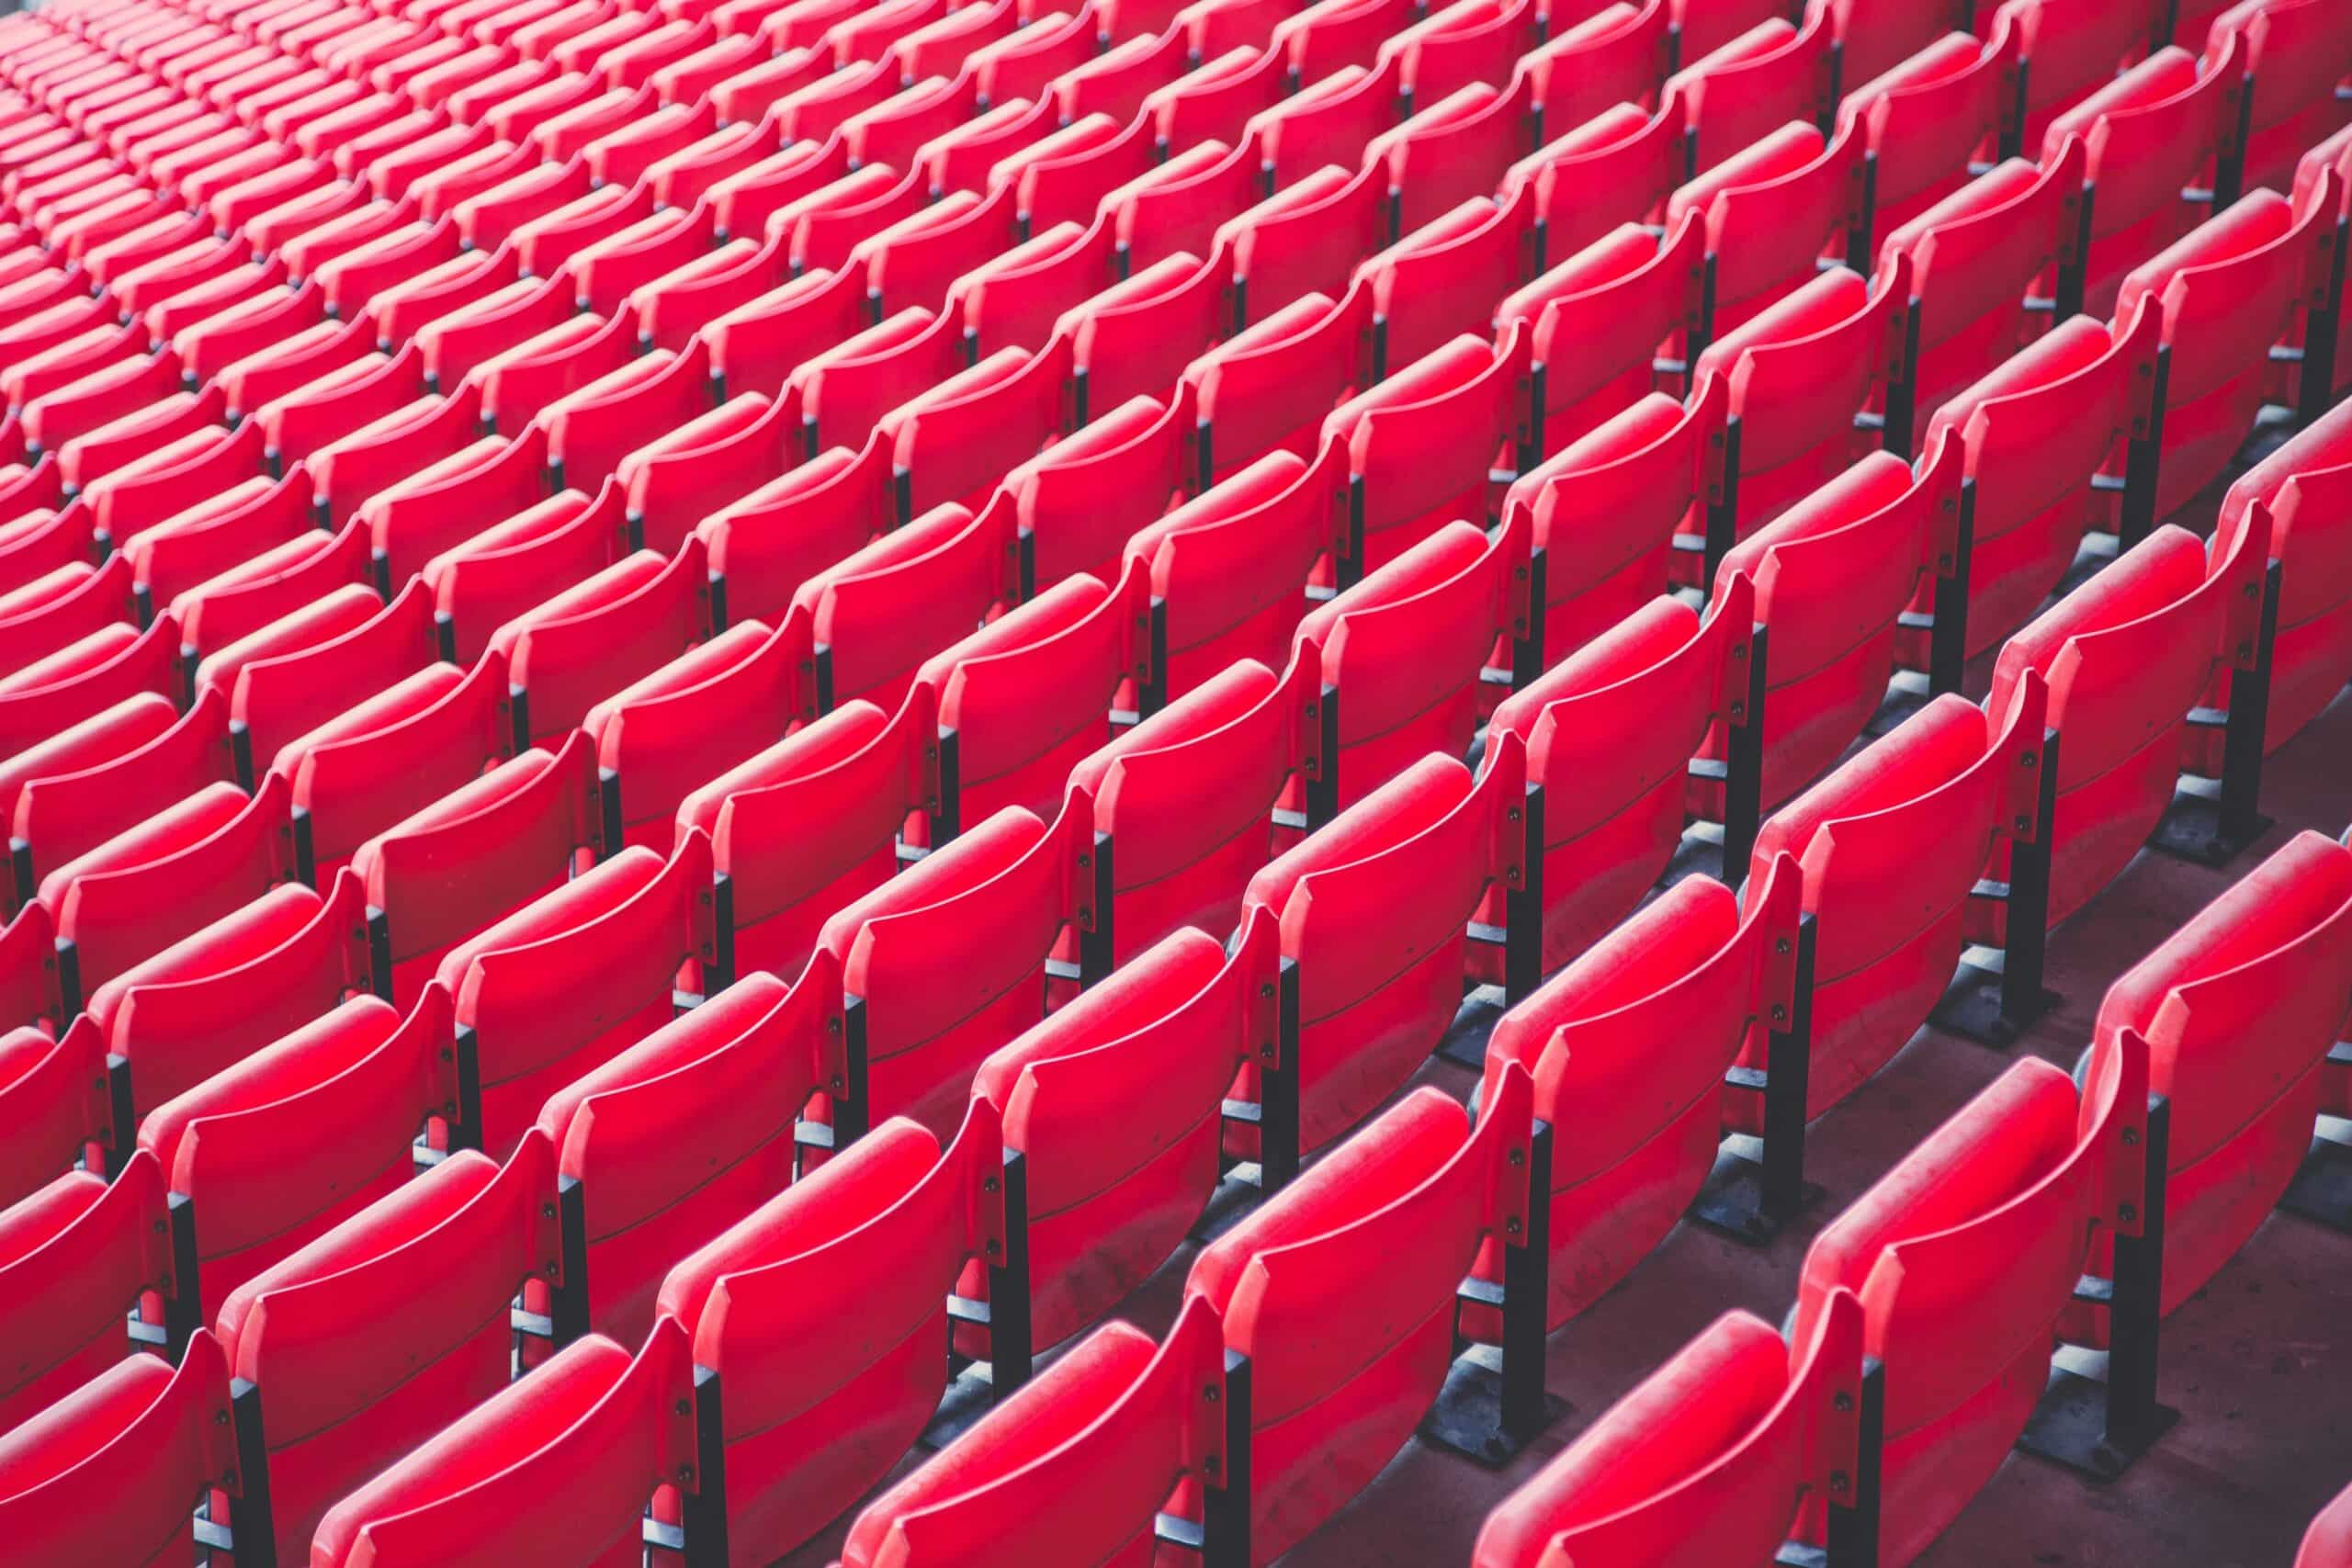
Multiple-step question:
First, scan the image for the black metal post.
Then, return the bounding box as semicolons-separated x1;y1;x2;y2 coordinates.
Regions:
1499;1118;1554;1445
1199;1351;1253;1568
1821;1358;1885;1568
1303;683;1340;829
927;728;962;844
164;1190;202;1361
2116;344;2170;550
449;1025;483;1154
678;1367;729;1567
548;1175;590;1348
1928;479;1975;696
1503;784;1544;1004
1259;959;1303;1195
1078;830;1116;987
988;1149;1035;1396
1720;622;1770;880
1703;418;1743;592
226;1379;277;1568
2301;216;2346;427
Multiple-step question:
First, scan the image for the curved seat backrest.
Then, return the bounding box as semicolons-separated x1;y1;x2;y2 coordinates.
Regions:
696;689;935;983
838;1298;1227;1568
2086;830;2352;1311
1477;856;1797;1327
1188;1068;1532;1563
1487;582;1747;969
140;991;446;1318
1501;215;1704;456
537;970;816;1342
1127;443;1343;697
1471;1291;1862;1568
219;1134;559;1563
1068;659;1304;962
450;832;715;1156
0;1153;166;1431
1246;748;1519;1147
107;869;369;1125
1326;325;1529;570
972;920;1258;1348
354;729;599;1002
1746;676;2045;1120
816;802;1080;1139
681;1107;991;1567
0;1326;232;1568
311;1320;692;1568
1505;384;1724;661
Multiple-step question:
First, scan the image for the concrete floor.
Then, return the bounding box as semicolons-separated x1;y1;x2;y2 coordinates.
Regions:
776;456;2352;1566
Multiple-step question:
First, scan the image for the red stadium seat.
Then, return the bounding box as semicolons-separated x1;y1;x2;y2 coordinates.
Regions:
1474;852;1801;1327
2075;829;2352;1314
1873;143;2085;445
1788;1037;2149;1565
654;1104;1002;1566
2111;179;2337;518
0;1152;167;1431
215;1132;560;1563
790;496;1015;717
967;916;1277;1348
1744;674;2049;1119
1701;443;1958;811
133;990;446;1325
2200;397;2352;765
1483;579;1756;971
1176;1066;1540;1560
1906;301;2162;660
1471;1289;1869;1566
1978;523;2258;937
1240;744;1527;1147
1666;12;1835;175
1498;215;1704;457
534;972;818;1342
352;729;601;1005
682;690;935;984
435;834;714;1157
0;1327;233;1568
807;801;1088;1139
311;1319;697;1568
1289;510;1534;812
2039;39;2245;316
1501;385;1724;663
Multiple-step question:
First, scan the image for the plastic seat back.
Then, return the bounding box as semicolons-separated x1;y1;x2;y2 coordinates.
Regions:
1705;443;1955;808
311;1320;693;1568
687;691;934;983
1791;1041;2145;1564
1069;660;1309;961
834;1301;1223;1568
1918;303;2159;656
1245;748;1524;1146
1504;385;1724;663
220;1134;560;1563
1293;513;1532;809
1184;1069;1533;1561
662;1107;995;1566
2203;399;2352;760
0;1154;167;1431
443;835;714;1156
1984;523;2257;931
1487;583;1748;968
352;730;600;1004
137;991;448;1321
1500;214;1705;457
815;803;1085;1138
537;972;821;1343
2082;829;2352;1311
1476;857;1798;1328
1471;1292;1864;1568
0;1326;233;1568
970;920;1265;1347
1744;677;2044;1122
